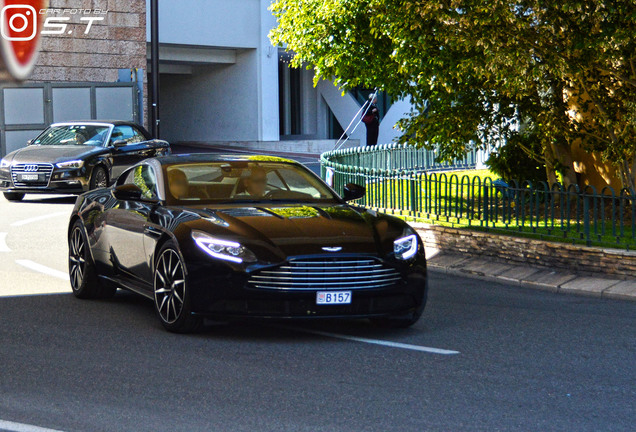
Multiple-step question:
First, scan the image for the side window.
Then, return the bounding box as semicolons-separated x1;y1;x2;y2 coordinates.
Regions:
133;165;157;198
266;171;285;189
111;125;145;145
130;126;147;143
119;165;157;199
120;168;137;186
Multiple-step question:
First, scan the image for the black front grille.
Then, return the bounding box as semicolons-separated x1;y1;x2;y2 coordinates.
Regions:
248;257;402;291
11;163;54;188
209;294;415;317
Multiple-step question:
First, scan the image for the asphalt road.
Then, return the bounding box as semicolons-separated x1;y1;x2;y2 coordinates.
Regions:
1;193;635;431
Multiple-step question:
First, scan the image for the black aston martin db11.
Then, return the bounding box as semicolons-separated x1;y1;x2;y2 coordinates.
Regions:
0;121;170;201
68;154;428;332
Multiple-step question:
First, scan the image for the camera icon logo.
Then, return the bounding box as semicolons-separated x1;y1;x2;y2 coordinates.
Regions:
1;4;38;41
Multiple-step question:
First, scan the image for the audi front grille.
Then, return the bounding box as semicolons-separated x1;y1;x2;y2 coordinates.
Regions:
10;163;54;188
248;257;402;291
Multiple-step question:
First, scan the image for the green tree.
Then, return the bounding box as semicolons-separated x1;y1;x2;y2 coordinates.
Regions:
270;0;636;189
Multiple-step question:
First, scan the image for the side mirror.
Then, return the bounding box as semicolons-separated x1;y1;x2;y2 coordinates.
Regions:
113;184;143;201
343;183;366;201
112;139;127;148
26;139;34;146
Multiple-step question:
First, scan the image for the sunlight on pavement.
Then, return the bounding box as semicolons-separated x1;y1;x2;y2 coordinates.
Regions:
0;268;71;298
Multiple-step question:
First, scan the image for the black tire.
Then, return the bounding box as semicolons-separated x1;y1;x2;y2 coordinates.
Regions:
68;220;116;299
3;192;25;201
370;310;422;329
153;241;202;333
89;166;108;190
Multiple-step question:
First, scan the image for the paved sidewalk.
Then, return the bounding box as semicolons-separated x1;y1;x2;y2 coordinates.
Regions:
426;249;636;302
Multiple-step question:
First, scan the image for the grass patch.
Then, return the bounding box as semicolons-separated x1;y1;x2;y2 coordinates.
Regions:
356;168;636;251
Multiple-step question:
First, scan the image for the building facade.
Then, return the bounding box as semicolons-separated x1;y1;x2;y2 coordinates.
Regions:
150;0;410;153
1;0;411;157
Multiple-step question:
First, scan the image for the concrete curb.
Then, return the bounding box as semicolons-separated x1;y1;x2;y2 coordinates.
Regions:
426;252;636;302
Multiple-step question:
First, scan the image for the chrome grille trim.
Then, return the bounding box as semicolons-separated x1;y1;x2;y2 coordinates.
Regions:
10;163;54;188
248;257;402;291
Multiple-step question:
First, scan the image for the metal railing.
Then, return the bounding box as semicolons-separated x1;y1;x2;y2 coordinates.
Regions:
321;144;636;249
323;143;478;172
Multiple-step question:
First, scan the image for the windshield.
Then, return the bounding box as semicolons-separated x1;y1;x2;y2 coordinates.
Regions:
33;125;110;146
164;161;339;204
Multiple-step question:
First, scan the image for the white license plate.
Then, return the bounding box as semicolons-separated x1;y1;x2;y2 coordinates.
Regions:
19;174;39;181
316;291;352;305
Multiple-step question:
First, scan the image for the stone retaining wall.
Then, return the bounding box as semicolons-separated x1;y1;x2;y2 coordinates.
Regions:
410;223;636;280
33;0;146;83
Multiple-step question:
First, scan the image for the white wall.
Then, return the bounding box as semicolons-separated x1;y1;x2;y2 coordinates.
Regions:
311;79;411;145
256;0;280;141
315;80;366;143
160;50;260;142
149;0;279;143
377;97;411;145
147;0;260;49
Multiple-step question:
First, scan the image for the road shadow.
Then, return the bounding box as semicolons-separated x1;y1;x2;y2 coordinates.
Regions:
0;289;427;346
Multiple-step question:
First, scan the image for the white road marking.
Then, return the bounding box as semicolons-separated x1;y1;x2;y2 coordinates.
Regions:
0;419;66;432
0;232;10;252
15;260;69;281
10;211;69;227
285;327;460;355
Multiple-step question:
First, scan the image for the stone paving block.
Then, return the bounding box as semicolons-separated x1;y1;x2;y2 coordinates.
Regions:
560;277;620;297
521;269;577;292
497;266;542;283
456;258;513;277
602;280;636;301
425;251;636;302
424;247;441;260
427;253;469;270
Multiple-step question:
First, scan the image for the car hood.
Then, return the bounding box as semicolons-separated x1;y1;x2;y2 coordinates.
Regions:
187;204;405;260
6;145;107;165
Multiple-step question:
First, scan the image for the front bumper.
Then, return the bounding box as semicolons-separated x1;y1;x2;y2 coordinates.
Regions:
0;169;89;195
186;254;428;320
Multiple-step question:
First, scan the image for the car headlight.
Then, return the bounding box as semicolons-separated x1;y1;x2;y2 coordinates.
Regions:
394;234;418;260
192;231;257;264
0;158;10;168
56;160;84;169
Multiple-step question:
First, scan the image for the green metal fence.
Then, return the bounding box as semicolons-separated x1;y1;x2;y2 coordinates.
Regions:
325;143;478;172
321;144;636;249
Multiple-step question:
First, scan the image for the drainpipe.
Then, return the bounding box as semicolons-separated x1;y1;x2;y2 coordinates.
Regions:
150;0;160;138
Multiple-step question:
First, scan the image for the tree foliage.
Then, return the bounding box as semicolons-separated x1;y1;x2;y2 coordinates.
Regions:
270;0;636;189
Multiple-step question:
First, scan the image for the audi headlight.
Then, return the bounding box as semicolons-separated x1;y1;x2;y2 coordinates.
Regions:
394;234;418;260
0;158;10;168
56;160;84;169
192;231;257;264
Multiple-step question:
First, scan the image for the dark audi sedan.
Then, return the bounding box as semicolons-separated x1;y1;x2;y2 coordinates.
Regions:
68;154;428;332
0;121;170;201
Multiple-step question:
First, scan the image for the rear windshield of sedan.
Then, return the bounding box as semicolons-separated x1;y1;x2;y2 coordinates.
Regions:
33;125;110;146
164;161;339;204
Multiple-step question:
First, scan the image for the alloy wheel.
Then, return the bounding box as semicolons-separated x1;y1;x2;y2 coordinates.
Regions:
154;249;186;324
93;168;108;188
69;227;86;290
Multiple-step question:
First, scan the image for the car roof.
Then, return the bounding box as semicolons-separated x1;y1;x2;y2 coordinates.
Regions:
152;153;299;166
49;120;152;138
51;120;142;126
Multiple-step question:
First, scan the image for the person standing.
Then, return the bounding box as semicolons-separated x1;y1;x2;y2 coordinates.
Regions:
361;94;380;146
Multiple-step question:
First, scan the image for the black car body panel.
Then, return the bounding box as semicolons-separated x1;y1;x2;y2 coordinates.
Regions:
69;154;428;324
0;121;170;196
